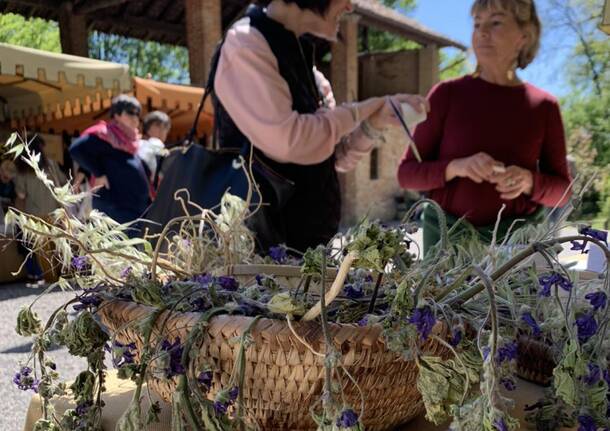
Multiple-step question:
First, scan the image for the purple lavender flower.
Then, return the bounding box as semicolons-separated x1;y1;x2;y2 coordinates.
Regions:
577;415;597;431
217;276;239;291
71;256;89;271
13;366;39;392
75;400;93;416
120;266;133;279
496;341;518;364
357;316;368;327
585;291;607;312
571;241;589;254
255;274;264;286
197;370;213;390
160;337;185;377
500;377;516;391
538;273;572;297
493;418;508;431
449;328;463;347
408;306;436;341
213;387;238;416
604;369;610;386
580;226;608;246
73;292;102;312
193;273;214;286
269;245;288;264
214;400;228;416
344;283;364;299
229;386;239;402
575;314;598;344
584;363;601;386
189;297;207;312
336;409;359;428
521;312;542;337
112;341;137;368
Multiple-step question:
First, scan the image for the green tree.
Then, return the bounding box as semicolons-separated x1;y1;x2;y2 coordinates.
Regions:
0;13;189;84
541;0;609;221
89;31;189;84
0;13;60;52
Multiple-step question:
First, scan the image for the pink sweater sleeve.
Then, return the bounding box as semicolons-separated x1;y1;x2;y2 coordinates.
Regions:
312;67;375;172
214;20;364;166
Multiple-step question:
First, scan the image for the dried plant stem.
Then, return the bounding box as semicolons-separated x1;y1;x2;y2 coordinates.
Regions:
446;235;610;306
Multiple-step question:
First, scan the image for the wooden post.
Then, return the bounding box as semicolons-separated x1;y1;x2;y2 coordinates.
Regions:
59;1;89;57
418;44;439;95
185;0;222;87
330;14;360;104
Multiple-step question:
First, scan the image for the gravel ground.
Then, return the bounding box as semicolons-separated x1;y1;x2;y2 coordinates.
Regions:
0;282;86;431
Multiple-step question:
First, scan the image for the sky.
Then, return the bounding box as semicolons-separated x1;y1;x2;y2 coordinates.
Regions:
409;0;576;97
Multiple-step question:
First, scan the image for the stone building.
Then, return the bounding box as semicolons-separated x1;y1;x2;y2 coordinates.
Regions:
0;0;465;225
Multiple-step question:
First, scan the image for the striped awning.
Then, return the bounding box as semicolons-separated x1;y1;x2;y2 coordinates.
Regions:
0;42;131;123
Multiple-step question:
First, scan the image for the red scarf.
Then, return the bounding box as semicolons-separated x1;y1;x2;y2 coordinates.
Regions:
83;120;140;155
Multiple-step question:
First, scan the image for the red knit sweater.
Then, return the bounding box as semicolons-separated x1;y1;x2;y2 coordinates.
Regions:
397;75;572;226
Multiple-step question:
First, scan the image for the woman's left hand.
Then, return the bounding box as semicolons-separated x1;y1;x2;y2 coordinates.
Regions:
490;165;534;200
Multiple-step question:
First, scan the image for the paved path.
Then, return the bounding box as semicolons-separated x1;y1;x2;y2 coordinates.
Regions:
0;283;86;431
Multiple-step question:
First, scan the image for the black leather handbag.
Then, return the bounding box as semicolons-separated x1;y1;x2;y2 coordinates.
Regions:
142;89;295;249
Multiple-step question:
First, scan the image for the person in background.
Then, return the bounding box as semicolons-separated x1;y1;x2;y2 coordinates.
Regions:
69;95;151;232
14;135;67;287
212;0;428;253
0;159;17;213
138;110;171;190
397;0;572;256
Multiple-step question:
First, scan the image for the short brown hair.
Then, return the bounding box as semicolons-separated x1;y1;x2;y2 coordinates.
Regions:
471;0;541;69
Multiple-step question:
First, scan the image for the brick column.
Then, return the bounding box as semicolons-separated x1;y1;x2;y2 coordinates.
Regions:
185;0;222;87
418;44;439;95
59;1;89;57
330;14;360;104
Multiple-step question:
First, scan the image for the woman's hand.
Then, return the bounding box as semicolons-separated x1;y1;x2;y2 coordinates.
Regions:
445;152;504;183
489;165;534;200
367;94;429;130
92;175;110;190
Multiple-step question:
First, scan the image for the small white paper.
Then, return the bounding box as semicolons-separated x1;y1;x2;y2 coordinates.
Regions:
400;103;427;128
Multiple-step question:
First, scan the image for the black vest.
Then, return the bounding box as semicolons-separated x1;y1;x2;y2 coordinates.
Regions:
210;5;341;253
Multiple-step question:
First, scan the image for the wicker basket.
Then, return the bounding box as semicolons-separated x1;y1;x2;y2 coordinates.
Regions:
98;264;447;431
515;334;555;386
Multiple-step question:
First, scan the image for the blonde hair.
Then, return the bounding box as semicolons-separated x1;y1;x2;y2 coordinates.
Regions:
471;0;541;69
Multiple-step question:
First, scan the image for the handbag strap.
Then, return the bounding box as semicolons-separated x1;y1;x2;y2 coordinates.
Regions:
185;5;251;150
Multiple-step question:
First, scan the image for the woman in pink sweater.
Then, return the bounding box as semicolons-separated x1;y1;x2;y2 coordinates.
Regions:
212;0;427;252
397;0;572;255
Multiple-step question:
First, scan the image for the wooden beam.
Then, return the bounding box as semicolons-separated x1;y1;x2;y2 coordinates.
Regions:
185;0;222;87
4;0;55;8
59;1;89;56
93;15;185;42
73;0;132;15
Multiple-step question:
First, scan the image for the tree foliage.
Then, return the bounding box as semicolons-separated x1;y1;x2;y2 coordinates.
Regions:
540;0;609;222
89;31;189;84
0;13;60;52
0;13;189;84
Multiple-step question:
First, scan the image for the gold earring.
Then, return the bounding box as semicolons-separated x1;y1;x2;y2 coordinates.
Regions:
507;59;518;81
473;64;481;78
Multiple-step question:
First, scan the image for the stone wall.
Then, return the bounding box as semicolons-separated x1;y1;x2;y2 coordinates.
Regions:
339;47;439;227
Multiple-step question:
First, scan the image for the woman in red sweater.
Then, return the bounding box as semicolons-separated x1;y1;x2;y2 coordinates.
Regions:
397;0;572;255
